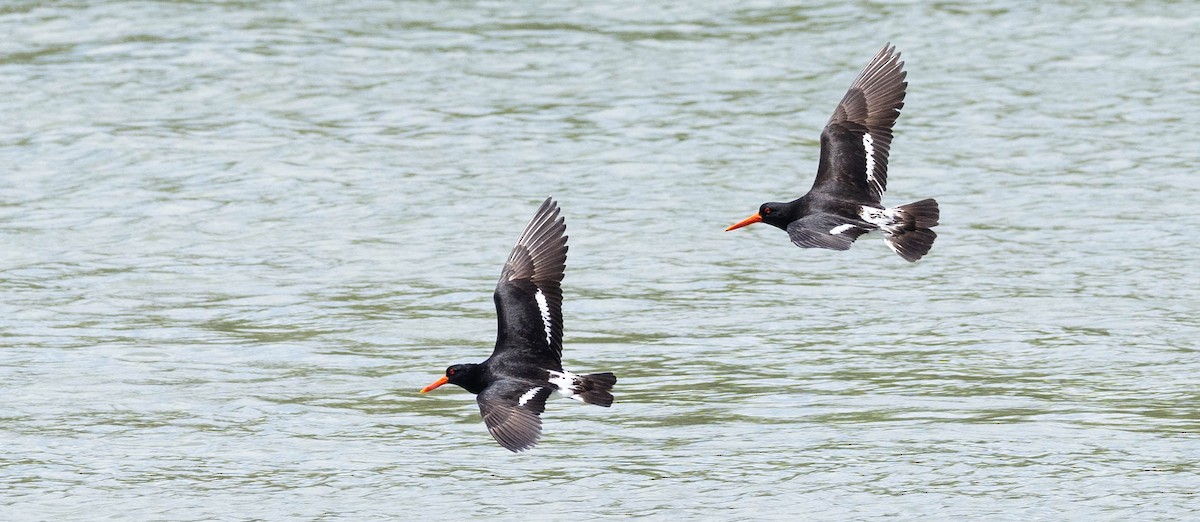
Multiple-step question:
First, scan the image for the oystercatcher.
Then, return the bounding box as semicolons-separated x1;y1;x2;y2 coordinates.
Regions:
725;44;940;262
420;197;616;452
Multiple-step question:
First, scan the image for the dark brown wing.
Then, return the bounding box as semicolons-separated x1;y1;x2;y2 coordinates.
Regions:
811;44;907;205
786;213;870;251
491;197;568;369
477;380;553;452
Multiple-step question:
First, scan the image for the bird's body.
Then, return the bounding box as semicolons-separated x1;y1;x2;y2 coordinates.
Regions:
421;198;615;452
727;44;940;262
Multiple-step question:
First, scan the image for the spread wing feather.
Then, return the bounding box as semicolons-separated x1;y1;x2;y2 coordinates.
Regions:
477;381;553;452
491;198;568;369
811;44;907;205
787;213;870;251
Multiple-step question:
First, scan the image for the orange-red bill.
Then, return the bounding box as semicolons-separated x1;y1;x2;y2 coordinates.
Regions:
420;375;449;393
726;213;762;231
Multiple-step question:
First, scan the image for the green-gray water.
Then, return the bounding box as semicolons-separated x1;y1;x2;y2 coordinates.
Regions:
3;1;1198;519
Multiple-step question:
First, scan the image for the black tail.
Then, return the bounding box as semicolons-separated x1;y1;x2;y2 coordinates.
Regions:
898;198;939;228
575;372;617;407
884;198;939;262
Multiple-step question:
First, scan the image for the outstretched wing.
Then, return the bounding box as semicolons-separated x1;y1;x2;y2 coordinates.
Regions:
786;212;870;251
811;44;907;205
477;380;553;452
491;197;568;368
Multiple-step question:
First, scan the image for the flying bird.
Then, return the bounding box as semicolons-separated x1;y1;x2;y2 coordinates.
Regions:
726;44;940;262
420;197;616;452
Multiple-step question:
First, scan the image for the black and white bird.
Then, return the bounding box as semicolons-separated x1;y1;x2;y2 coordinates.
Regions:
420;197;616;452
725;44;940;262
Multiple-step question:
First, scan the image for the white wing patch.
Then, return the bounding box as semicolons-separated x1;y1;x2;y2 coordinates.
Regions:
517;386;543;406
534;288;553;346
829;223;857;235
547;370;583;402
859;205;905;239
858;206;894;227
862;132;882;196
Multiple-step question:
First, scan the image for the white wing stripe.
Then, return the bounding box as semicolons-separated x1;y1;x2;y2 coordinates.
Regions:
830;223;856;235
517;386;543;406
862;132;881;196
534;289;553;346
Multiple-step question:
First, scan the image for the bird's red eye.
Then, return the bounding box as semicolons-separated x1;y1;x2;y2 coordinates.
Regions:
763;208;772;215
447;368;456;376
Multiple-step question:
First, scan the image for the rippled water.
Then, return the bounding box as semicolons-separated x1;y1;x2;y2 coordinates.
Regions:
3;1;1199;519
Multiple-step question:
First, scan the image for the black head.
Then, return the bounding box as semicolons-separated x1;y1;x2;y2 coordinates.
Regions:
759;202;794;229
420;363;485;395
727;201;793;232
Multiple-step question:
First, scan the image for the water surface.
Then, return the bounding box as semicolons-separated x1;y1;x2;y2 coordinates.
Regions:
3;1;1199;519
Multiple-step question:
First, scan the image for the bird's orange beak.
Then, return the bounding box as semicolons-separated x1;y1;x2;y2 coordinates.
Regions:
420;375;449;393
726;213;762;231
